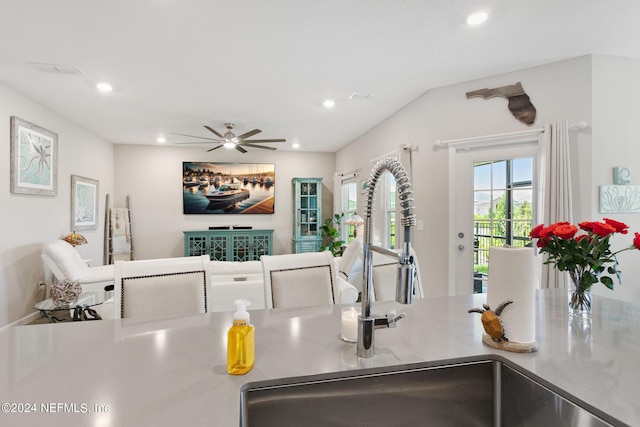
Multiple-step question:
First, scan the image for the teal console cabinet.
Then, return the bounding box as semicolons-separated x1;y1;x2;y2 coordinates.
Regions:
183;229;273;261
292;178;323;253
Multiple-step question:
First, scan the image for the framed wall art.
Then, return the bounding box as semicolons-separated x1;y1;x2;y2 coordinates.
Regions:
71;175;99;230
10;116;58;196
599;185;640;214
183;162;275;214
360;179;371;195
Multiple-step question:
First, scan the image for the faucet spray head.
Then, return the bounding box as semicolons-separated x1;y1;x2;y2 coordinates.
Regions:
396;253;416;304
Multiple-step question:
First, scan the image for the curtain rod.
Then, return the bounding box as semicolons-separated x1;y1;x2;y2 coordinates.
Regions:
337;168;360;178
433;121;587;150
370;150;397;163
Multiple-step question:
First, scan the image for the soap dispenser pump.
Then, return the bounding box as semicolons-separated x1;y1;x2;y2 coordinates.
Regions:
227;299;255;375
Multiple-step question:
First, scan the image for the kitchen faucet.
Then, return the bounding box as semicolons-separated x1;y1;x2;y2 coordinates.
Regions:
357;157;416;358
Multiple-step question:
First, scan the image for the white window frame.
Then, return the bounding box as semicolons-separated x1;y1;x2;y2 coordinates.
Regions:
340;176;358;242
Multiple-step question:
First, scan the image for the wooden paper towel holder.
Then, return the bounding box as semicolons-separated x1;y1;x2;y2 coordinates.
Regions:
482;333;538;353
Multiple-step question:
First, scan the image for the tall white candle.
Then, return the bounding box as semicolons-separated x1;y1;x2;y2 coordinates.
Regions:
341;307;360;342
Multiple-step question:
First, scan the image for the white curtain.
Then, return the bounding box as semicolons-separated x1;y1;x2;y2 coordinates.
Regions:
538;120;573;289
332;172;342;219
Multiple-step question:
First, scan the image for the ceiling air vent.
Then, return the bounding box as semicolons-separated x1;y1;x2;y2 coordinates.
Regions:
28;62;84;75
348;92;382;101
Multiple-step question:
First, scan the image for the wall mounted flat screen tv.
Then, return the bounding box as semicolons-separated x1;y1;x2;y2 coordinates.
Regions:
183;162;275;214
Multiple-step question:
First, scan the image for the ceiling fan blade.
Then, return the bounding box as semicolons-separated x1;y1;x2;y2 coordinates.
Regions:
170;132;222;141
235;129;262;141
204;125;225;139
206;144;224;152
243;138;286;143
235;145;248;153
238;143;278;151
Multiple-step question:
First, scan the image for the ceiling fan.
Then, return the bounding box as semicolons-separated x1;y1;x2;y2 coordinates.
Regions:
171;123;286;153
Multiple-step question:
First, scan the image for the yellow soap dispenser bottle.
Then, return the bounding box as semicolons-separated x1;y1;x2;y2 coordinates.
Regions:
227;299;255;375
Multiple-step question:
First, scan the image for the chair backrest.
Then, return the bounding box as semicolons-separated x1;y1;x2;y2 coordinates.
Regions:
114;255;212;319
371;248;424;301
42;240;91;281
261;251;339;309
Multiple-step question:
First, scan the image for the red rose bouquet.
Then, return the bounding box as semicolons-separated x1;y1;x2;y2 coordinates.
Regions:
530;218;640;316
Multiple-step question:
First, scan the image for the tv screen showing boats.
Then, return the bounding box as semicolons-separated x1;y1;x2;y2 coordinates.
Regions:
182;162;275;214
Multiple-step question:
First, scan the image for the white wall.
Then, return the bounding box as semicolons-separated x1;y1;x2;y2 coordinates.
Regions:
591;55;640;305
337;56;593;298
113;145;336;259
0;83;114;327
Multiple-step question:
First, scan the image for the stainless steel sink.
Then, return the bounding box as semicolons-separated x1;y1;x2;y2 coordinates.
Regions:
240;355;622;427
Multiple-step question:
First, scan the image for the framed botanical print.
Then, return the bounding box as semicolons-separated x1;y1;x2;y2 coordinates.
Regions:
10;116;58;196
71;175;99;231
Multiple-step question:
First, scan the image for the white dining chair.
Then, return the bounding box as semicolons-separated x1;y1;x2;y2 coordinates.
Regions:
113;255;212;319
260;251;358;309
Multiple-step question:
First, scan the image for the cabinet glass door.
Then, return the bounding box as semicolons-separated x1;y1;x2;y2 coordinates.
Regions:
210;235;227;261
232;235;251;261
300;182;318;237
253;234;270;258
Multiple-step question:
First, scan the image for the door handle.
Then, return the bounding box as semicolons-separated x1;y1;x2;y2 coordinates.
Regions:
458;244;465;251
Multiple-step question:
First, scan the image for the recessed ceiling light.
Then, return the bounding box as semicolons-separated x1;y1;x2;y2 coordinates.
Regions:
96;82;113;93
466;11;488;26
156;136;166;143
323;99;335;109
292;142;300;149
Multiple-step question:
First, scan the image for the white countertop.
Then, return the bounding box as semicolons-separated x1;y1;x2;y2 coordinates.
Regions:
1;289;638;426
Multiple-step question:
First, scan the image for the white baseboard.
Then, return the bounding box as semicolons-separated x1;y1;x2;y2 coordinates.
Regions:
8;311;42;327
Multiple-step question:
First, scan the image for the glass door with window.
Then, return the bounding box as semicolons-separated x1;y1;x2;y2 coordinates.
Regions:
454;144;537;295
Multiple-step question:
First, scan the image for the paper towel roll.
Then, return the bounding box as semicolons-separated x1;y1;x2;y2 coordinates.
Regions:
486;246;538;344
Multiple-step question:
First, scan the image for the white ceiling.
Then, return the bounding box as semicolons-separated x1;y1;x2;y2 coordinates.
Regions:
1;1;639;153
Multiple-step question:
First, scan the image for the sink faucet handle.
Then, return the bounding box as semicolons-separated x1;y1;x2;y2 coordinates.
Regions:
373;311;406;328
388;312;406;328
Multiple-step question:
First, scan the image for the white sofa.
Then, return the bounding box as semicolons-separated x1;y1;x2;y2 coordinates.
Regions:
209;260;265;311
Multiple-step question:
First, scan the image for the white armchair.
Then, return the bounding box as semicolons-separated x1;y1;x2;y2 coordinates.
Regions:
261;251;358;309
371;248;424;301
42;240;114;294
113;255;212;319
335;238;364;291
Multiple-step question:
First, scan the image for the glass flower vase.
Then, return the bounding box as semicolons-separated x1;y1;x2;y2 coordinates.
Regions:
568;276;592;320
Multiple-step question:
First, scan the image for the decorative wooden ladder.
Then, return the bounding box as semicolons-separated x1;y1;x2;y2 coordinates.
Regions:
104;194;135;264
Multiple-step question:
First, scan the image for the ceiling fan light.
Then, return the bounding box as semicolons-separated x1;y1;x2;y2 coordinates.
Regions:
223;141;236;149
